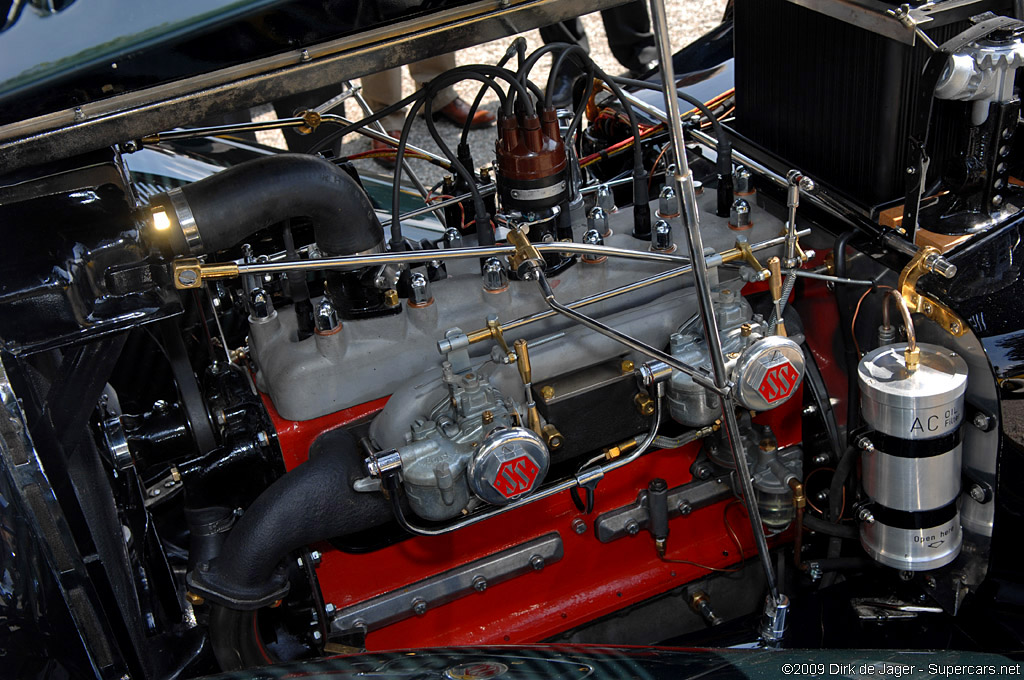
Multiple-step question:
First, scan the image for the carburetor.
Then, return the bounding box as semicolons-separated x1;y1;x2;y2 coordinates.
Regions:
664;287;806;427
367;362;550;522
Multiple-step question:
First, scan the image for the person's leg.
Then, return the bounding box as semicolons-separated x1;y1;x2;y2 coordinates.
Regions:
540;19;591;108
408;53;459;109
409;52;495;128
600;1;657;73
360;67;407;131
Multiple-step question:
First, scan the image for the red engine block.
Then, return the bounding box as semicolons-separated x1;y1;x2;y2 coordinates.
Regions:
263;369;802;650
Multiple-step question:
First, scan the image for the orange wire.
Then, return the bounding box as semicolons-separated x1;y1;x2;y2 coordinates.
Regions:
658;499;749;574
850;285;894;359
803;467;846;520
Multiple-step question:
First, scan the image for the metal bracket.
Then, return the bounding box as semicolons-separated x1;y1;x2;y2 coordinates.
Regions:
898;246;967;336
329;533;563;633
593;476;733;543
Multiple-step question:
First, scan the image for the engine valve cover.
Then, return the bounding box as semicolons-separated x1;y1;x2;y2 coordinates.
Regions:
468;427;549;505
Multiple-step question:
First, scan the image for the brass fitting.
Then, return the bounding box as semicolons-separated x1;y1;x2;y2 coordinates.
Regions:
172;258;239;289
603;437;640;461
383;289;399;307
507;228;544;279
788;478;806;510
541;423;564;450
620;359;635;373
481;410;494;425
904;345;921;371
634;392;656;417
540;385;555;401
186;591;205;606
514;338;532;386
298;109;323;135
487;316;516;362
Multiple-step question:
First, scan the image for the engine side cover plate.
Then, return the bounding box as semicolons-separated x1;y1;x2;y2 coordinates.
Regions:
468;427;549;505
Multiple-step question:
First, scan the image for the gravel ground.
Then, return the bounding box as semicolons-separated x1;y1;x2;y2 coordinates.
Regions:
257;1;727;189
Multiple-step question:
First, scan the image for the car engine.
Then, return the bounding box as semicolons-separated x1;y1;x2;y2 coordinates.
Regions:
3;0;1024;677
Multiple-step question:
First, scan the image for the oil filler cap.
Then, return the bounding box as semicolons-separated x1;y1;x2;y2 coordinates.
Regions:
733;335;805;411
468;427;549;505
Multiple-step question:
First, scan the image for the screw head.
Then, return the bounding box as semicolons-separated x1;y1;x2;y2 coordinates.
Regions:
572;518;587;534
325;603;336;615
969;484;987;503
973;413;991;430
412;598;428;616
857;507;875;525
625;520;640;536
530;554;545;571
678;502;693;516
473;575;488;592
312;630;322;641
177;269;198;286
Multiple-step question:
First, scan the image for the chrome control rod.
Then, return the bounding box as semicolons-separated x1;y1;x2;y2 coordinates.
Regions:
647;0;784;639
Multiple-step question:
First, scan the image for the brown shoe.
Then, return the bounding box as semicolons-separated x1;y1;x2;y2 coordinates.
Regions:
433;97;496;129
370;131;402;169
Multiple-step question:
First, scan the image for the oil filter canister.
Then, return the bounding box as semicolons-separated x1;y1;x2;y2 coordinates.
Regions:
857;342;968;571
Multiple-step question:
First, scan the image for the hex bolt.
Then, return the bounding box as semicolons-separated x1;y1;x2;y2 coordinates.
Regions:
473;575;488;593
482;257;509;292
657;185;679;217
444;227;463;249
857;436;875;453
581;229;606;264
729;198;752;230
968;484;988;503
530;554;546;571
856;507;875;525
587;206;611;238
596;184;617;214
734;167;753;196
312;630;322;641
412;598;428;616
249;288;274;319
625;520;640;536
310;550;322;566
652;219;674;252
324;603;336;615
572;518;587;535
315;297;340;333
677;501;693;516
408;272;433;307
972;413;992;431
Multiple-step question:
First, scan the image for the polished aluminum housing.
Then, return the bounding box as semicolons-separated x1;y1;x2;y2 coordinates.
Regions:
858;342;968;571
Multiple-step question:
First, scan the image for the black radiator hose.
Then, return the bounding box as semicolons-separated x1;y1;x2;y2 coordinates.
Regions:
188;427;390;609
151;153;383;256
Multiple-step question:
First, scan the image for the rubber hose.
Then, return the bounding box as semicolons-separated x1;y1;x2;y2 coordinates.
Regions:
803;514;858;540
153;154;382;256
196;427;391;607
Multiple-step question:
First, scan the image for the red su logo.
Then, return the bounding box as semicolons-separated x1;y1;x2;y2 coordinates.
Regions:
491;455;540;499
757;361;799;404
